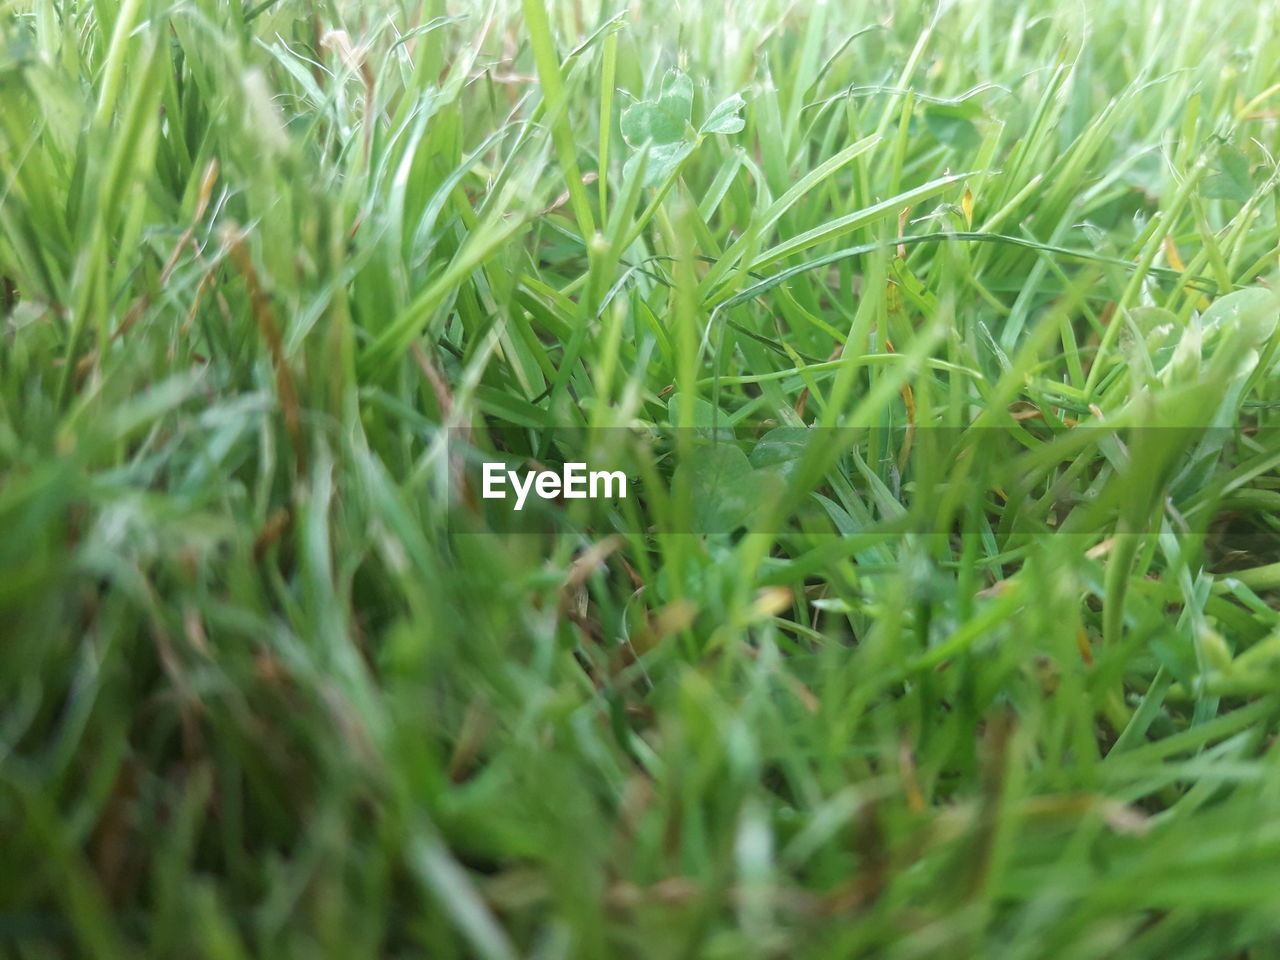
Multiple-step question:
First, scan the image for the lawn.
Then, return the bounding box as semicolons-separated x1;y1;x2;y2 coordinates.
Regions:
3;0;1280;956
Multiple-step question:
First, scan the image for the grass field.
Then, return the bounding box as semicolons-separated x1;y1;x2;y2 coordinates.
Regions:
3;0;1280;956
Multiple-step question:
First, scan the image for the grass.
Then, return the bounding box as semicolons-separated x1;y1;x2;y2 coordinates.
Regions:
3;0;1280;956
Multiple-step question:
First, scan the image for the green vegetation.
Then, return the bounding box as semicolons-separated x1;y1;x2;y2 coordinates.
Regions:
3;0;1280;956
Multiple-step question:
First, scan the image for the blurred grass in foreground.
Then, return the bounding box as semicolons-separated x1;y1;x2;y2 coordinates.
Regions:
3;0;1280;956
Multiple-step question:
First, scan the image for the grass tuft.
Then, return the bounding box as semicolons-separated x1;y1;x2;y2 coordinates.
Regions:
2;0;1280;956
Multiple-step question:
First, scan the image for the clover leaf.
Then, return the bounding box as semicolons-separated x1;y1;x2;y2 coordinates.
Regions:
620;70;744;187
674;442;783;533
1202;145;1254;203
700;93;746;135
621;69;693;145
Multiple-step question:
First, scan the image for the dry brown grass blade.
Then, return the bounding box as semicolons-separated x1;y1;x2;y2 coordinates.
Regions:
225;227;307;475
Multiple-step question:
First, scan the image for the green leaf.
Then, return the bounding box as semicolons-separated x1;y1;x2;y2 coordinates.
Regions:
700;93;746;135
666;391;732;438
620;69;693;146
673;442;776;531
1198;286;1278;340
1202;146;1254;203
657;68;693;128
923;110;979;151
623;139;694;188
1130;306;1180;371
749;426;814;483
620;70;704;186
